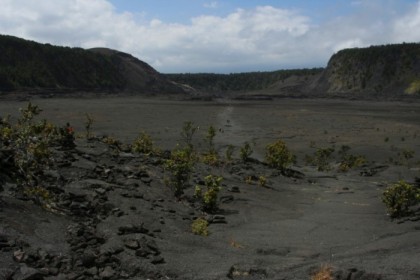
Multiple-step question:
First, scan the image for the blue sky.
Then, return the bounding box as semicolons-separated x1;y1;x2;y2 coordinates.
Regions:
108;1;378;23
1;0;420;73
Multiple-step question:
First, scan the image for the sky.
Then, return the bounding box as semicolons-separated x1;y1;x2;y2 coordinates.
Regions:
0;0;420;73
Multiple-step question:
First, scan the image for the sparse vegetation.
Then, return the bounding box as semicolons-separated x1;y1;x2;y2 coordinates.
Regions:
258;175;267;188
382;180;420;218
225;145;235;162
337;145;366;172
311;264;333;280
164;146;195;198
202;152;219;166
132;131;156;154
397;148;415;166
101;135;122;150
245;176;254;185
84;113;94;140
305;147;335;171
180;121;199;153
0;103;73;204
202;125;219;165
205;125;216;153
195;175;223;212
265;140;295;170
191;218;209;236
240;141;253;162
58;123;76;149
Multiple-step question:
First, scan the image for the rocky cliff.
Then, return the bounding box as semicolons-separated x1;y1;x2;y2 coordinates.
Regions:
312;43;420;98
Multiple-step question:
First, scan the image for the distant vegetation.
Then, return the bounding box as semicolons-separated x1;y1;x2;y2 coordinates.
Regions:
0;34;183;94
0;35;126;91
1;34;419;98
165;68;322;93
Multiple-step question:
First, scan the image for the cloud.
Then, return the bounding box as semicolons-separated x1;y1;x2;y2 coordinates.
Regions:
203;2;218;9
0;0;419;73
393;1;420;42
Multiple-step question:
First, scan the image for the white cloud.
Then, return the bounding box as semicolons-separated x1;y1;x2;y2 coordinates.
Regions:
393;1;420;42
0;0;419;72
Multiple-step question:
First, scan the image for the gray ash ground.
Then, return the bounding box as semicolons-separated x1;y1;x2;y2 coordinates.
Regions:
0;96;420;279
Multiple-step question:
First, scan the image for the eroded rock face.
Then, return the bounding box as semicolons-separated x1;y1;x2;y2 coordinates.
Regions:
312;44;420;98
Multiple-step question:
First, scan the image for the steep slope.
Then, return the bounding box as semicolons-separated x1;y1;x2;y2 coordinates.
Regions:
312;43;420;98
165;68;323;96
88;48;185;94
0;35;185;95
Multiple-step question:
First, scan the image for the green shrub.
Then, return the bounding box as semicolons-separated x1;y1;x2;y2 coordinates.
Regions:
265;140;295;170
205;125;216;154
202;152;219;166
195;175;223;212
201;125;219;165
164;146;195;197
0;103;65;204
101;135;122;151
305;147;335;171
382;180;420;218
337;145;366;172
338;154;366;172
258;175;267;188
180;121;198;153
132;131;155;154
240;141;253;162
191;218;209;236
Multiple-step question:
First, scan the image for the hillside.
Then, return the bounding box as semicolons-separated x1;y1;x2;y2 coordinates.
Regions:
311;43;420;98
164;68;323;96
167;44;420;99
1;35;419;99
0;35;185;95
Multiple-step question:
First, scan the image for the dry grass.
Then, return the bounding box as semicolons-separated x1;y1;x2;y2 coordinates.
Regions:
311;264;333;280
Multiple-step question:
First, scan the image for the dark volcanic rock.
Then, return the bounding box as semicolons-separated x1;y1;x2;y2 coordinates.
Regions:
118;224;149;235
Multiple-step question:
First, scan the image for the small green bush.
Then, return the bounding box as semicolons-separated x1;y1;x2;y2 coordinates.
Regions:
338;154;366;172
205;125;216;154
202;152;219;166
305;147;335;171
382;180;420;218
164;146;195;197
195;175;223;212
132;131;155;154
201;125;219;165
265;140;295;170
191;218;209;236
180;121;198;152
258;175;267;188
1;103;52;188
337;145;366;172
0;103;75;205
240;141;253;162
